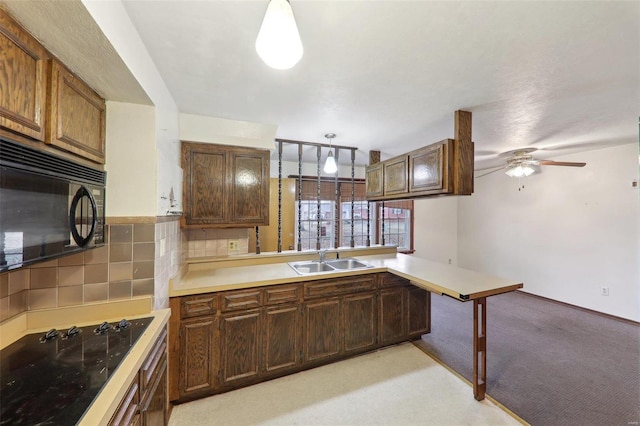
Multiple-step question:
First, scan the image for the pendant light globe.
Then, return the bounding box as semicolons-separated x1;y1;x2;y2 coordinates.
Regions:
323;133;338;174
255;0;303;70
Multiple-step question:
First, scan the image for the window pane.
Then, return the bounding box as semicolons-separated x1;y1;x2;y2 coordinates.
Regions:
295;200;335;250
339;201;372;247
381;207;411;251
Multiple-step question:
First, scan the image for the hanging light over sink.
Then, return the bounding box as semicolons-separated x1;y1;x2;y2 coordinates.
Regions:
323;133;338;174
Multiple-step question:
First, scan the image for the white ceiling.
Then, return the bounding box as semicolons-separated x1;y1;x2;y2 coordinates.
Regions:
3;1;638;169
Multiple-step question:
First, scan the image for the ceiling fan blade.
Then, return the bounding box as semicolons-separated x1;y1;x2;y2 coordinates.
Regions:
475;166;505;178
538;160;586;167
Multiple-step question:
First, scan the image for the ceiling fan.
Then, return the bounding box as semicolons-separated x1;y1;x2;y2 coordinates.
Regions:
476;148;586;178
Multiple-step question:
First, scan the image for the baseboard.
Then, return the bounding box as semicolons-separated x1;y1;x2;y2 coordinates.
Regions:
516;290;639;326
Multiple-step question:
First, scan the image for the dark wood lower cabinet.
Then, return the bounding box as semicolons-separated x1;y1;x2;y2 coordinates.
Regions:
169;273;431;404
141;359;167;425
378;287;406;346
179;317;216;399
110;327;168;426
304;298;342;363
264;304;301;373
343;292;377;355
408;286;431;338
220;310;261;386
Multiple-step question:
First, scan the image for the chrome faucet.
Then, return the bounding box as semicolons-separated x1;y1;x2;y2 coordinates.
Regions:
319;250;327;263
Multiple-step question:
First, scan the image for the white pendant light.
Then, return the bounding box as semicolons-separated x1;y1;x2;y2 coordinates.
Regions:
323;133;338;174
255;0;303;70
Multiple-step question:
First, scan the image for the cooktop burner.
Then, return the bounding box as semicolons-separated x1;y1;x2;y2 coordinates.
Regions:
0;317;152;425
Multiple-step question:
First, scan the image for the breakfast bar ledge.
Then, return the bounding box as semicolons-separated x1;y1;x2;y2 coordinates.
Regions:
171;250;523;401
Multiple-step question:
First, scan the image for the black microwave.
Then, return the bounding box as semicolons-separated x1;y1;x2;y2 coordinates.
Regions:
0;138;106;272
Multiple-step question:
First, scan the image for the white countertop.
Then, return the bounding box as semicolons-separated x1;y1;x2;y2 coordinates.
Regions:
172;252;523;301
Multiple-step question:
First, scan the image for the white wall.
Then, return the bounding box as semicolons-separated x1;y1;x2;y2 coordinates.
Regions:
413;197;458;265
83;0;181;217
458;143;640;321
180;113;277;150
105;102;157;216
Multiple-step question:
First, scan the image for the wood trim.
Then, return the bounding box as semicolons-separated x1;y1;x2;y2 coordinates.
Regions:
288;175;365;184
107;216;158;224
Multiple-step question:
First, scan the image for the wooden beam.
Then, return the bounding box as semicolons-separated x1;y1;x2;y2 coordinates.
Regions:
369;150;381;165
453;110;474;195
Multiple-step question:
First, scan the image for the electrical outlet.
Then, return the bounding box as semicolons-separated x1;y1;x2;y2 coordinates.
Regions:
600;287;609;296
228;240;239;251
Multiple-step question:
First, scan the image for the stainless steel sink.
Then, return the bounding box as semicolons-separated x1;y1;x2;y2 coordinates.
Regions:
288;258;372;275
289;261;335;274
325;259;370;270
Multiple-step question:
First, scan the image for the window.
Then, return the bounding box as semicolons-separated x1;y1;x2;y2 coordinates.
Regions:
295;200;335;250
339;200;370;247
292;179;413;253
378;204;412;252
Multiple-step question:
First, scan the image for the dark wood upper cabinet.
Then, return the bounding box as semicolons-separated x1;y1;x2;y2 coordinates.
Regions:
365;162;383;198
409;140;453;195
0;8;48;142
383;156;409;195
365;110;474;200
0;9;106;165
46;60;106;164
182;142;270;228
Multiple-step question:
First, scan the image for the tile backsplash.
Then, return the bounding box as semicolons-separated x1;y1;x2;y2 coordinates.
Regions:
186;228;249;257
0;217;185;322
0;217;257;323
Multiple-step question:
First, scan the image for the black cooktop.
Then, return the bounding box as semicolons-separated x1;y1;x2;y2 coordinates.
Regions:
0;317;152;425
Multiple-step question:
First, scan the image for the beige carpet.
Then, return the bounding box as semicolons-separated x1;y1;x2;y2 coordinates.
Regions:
169;343;521;426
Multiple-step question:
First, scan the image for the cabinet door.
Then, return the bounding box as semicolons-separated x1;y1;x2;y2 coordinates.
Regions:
378;287;407;346
181;142;270;228
365;163;383;199
383;156;408;195
407;287;431;338
229;149;270;225
220;310;261;386
182;143;227;226
263;304;301;374
343;292;377;355
0;9;48;141
409;140;452;195
46;60;106;163
303;298;341;363
179;317;216;399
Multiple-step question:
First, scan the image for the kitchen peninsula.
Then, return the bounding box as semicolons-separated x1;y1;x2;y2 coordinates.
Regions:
169;247;523;402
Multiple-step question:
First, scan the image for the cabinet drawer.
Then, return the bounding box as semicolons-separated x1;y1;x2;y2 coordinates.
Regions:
109;376;140;426
265;285;300;305
220;288;263;312
304;276;375;299
181;294;217;319
140;329;167;396
378;272;410;288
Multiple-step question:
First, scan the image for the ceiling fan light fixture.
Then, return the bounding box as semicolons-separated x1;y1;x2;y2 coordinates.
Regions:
255;0;303;70
323;133;338;174
505;164;535;178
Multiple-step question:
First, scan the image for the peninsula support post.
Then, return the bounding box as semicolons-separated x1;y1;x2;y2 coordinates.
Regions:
473;297;487;401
